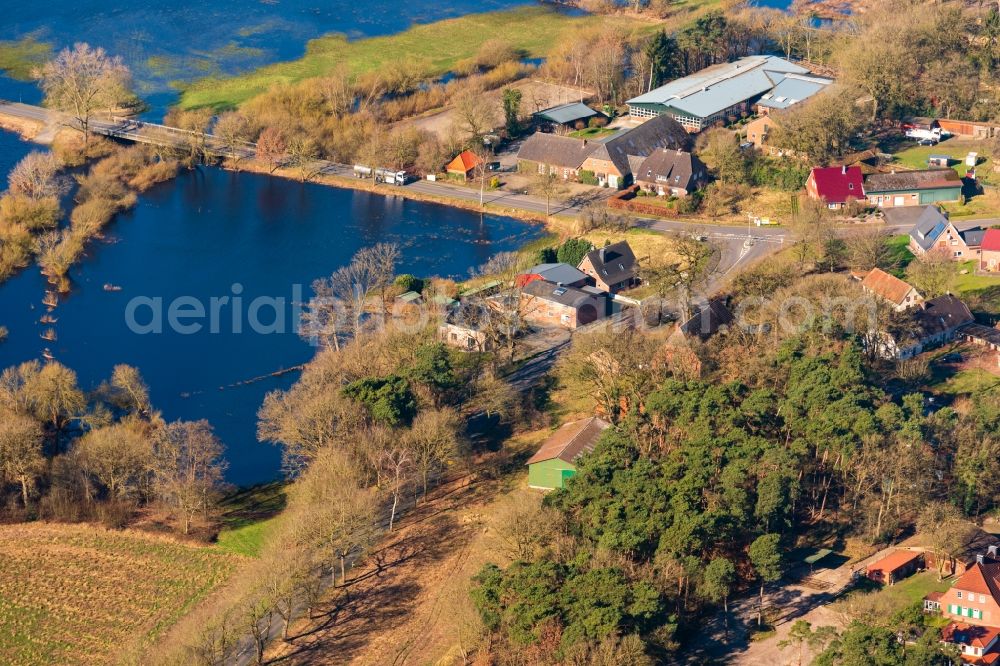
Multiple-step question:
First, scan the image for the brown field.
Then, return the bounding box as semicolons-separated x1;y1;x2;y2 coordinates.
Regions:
0;522;241;665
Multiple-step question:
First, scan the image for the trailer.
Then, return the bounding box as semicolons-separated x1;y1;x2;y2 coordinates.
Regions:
354;165;409;185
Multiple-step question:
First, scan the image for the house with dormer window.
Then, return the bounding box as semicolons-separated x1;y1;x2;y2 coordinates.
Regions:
924;546;1000;664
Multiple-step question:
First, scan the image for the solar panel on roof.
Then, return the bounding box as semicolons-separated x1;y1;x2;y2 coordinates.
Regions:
552;288;567;296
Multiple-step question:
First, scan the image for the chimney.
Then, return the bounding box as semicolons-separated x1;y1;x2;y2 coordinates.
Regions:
841;164;847;175
977;554;985;565
989;545;998;558
599;248;607;263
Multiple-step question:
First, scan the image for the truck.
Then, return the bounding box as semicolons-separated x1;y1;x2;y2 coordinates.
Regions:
353;165;409;185
904;127;945;143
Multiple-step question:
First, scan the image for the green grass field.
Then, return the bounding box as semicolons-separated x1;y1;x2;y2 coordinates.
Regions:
0;523;240;665
0;38;51;81
213;481;287;557
179;7;661;110
567;127;619;140
886;235;916;275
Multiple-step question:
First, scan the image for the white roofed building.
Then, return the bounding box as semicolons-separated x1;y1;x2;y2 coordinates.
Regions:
626;56;813;132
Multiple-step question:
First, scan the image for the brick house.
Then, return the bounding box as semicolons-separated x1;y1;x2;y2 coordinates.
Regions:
981;229;1000;272
516;133;596;181
909;205;986;261
634;149;709;197
578;114;690;188
577;241;639;293
805;165;865;209
865;169;964;207
861;268;923;312
866;550;923;585
934;560;1000;663
520;279;607;329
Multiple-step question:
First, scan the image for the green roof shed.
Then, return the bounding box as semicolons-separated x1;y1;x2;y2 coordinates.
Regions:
526;416;609;490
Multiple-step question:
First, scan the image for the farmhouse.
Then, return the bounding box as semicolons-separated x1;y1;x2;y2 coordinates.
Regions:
577;241;639;293
981;229;1000;272
634;148;709;197
866;549;923;586
626;55;813;131
931;558;1000;663
578;114;690;188
865;169;964;207
517;115;690;188
861;268;922;311
516;133;595;180
526;416;610;490
882;294;975;359
520;279;607;329
805;166;865;209
908;205;986;260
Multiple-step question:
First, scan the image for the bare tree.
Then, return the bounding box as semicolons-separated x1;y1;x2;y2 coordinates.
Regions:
8;152;67;200
153;420;227;534
529;170;568;219
213;111;251;166
404;407;463;497
255;126;286;174
286;134;322;182
36;43;132;147
317;65;356;116
453;88;495;143
845;225;894;271
0;410;45;508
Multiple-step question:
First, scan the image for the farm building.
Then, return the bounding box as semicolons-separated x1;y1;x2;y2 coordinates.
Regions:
805;166;865;209
860;268;923;312
445;150;483;180
520;279;607;329
533;101;600;130
625;55;814;131
866;549;923;585
865;169;964;207
526;416;610;489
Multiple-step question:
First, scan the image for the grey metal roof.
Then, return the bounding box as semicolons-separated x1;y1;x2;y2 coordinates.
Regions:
756;73;833;110
528;263;588;286
909;206;949;252
522;279;602;307
534;101;598;125
626;55;808;119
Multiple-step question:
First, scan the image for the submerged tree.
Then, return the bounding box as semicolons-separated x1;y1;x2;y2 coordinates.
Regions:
36;43;132;147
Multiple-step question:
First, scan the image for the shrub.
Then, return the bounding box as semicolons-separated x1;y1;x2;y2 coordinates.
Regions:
556;237;593;267
394;274;425;293
588;116;608;128
579;170;598;186
0;194;61;231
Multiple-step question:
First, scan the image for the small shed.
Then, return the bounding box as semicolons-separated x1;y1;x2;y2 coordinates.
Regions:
866;549;924;585
526;417;609;489
927;154;950;167
446;150;483;180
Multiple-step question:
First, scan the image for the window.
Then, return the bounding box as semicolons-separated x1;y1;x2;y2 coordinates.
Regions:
958;591;963;599
973;608;982;620
980;595;987;603
849;183;854;190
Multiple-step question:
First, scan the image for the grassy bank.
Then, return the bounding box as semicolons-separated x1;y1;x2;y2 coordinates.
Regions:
0;522;240;664
0;37;51;81
179;7;659;110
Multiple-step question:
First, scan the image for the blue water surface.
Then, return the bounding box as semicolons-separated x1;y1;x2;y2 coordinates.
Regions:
0;130;542;484
0;0;539;116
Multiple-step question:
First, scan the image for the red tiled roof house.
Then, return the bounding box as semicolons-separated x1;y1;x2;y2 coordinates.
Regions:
933;561;1000;664
982;229;1000;273
805;165;864;209
861;268;923;312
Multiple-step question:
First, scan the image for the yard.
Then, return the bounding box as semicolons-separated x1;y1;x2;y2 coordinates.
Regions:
179;7;662;110
567;127;618;140
890;136;1000;218
0;522;241;665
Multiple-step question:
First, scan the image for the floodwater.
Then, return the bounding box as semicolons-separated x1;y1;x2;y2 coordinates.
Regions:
0;132;543;484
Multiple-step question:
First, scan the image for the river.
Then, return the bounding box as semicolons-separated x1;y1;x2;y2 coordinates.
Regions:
0;130;543;484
